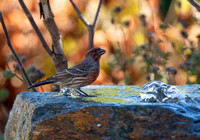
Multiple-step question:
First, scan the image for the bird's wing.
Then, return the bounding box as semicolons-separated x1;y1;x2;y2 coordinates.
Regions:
50;64;93;80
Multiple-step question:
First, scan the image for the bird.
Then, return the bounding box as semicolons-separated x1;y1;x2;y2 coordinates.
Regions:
28;47;106;96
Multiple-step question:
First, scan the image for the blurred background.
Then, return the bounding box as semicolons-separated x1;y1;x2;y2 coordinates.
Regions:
1;0;200;137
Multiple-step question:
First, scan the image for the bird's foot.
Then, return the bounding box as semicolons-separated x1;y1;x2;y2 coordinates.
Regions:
51;88;70;97
59;88;87;97
58;88;70;96
52;87;89;97
77;89;89;97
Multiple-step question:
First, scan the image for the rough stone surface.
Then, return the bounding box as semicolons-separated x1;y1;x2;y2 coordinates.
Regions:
4;85;200;139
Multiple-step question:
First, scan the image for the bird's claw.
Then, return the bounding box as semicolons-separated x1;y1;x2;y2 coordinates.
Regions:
59;88;89;97
77;89;89;97
58;88;70;96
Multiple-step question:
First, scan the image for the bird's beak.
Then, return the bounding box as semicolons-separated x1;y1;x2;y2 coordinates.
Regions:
99;48;106;55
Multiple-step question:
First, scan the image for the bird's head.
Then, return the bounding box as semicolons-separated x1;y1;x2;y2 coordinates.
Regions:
86;47;106;61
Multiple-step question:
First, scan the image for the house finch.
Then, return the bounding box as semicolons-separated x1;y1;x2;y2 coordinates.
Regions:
28;47;106;96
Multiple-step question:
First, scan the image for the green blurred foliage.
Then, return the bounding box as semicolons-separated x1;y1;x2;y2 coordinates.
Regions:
3;70;14;79
0;88;9;103
159;24;169;29
196;0;200;3
160;0;172;20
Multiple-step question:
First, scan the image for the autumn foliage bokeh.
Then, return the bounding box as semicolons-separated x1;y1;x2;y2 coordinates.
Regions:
1;0;200;134
1;0;200;98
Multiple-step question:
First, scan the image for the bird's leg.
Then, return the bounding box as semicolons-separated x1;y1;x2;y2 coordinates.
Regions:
58;84;71;96
60;83;88;97
77;88;89;97
59;84;64;94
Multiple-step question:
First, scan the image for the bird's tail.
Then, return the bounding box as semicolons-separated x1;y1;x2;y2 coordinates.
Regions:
28;79;57;90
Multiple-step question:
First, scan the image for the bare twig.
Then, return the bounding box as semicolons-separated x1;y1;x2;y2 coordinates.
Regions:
0;12;38;92
88;25;95;49
93;0;104;29
188;0;200;11
6;63;24;82
39;0;68;72
69;0;104;50
18;0;52;56
69;0;90;26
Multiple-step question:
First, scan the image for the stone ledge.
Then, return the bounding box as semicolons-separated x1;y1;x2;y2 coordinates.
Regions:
4;85;200;139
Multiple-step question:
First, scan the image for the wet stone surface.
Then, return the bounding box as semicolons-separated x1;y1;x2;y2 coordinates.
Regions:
4;83;200;139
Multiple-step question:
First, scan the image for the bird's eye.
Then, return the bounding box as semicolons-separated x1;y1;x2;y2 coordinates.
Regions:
94;50;98;53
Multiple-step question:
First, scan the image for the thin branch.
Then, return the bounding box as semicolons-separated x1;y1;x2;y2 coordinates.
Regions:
93;0;104;29
88;25;94;50
0;12;38;92
69;0;104;50
69;0;90;26
89;0;104;49
18;0;52;56
6;63;24;82
188;0;200;11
